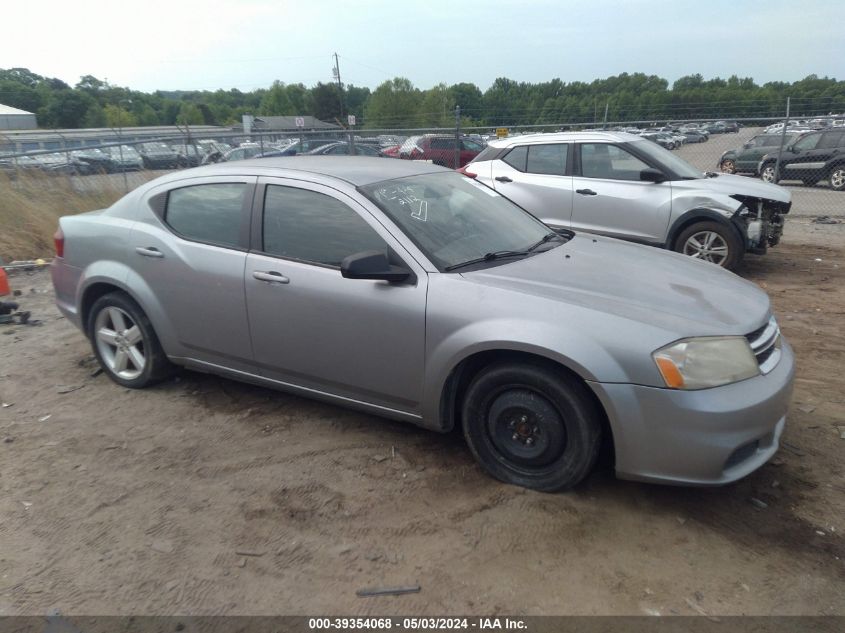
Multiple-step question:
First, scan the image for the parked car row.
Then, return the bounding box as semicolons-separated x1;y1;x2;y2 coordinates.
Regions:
719;128;845;191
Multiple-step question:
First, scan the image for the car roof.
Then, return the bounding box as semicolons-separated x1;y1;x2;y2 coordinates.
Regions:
155;156;451;186
488;131;644;148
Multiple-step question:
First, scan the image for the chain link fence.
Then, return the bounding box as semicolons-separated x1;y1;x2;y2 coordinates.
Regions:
2;110;844;260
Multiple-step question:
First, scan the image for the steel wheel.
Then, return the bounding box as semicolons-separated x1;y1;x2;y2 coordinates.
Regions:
720;159;736;174
94;306;146;380
486;388;567;468
830;167;845;191
683;231;729;265
761;164;778;183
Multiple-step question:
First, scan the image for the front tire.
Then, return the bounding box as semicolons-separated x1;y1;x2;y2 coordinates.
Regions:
87;292;173;388
461;362;602;492
674;220;744;270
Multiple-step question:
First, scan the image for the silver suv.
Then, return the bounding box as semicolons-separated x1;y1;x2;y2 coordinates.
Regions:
464;132;791;270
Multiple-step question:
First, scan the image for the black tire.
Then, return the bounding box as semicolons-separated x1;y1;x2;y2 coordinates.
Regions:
461;361;602;492
87;291;173;389
830;166;845;191
674;220;744;270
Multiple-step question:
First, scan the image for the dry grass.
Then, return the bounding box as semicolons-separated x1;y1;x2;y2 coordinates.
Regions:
0;170;158;262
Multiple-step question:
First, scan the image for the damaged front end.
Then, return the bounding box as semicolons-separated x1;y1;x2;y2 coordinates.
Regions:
731;195;790;254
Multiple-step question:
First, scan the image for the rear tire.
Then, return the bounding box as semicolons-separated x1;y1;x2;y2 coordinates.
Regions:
830;167;845;191
87;292;173;389
760;163;779;184
674;220;744;270
461;362;602;492
720;158;737;174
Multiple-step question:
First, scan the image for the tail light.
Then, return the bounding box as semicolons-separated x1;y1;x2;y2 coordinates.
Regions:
409;148;422;159
54;226;65;258
457;166;477;178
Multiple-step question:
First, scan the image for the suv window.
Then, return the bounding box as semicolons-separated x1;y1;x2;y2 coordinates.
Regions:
502;146;528;171
461;140;483;152
263;185;386;267
165;183;247;248
817;131;844;149
526;144;568;176
580;143;648;180
793;133;821;151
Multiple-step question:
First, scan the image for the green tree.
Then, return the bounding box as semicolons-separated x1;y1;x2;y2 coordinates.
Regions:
364;78;420;128
259;81;294;115
176;102;204;125
104;104;137;127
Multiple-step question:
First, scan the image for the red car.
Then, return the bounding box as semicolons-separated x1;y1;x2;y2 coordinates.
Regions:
398;135;485;168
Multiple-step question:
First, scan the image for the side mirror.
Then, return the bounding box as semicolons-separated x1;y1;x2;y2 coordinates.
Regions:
640;167;667;183
742;142;751;149
787;145;797;154
341;251;410;283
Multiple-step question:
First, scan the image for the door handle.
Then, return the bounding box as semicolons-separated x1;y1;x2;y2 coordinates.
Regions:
135;246;164;258
576;188;598;196
495;176;513;183
253;271;290;284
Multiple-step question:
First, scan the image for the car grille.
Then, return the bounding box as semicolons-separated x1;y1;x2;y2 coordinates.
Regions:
745;316;782;374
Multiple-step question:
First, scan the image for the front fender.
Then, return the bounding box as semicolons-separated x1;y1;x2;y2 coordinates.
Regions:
421;317;632;430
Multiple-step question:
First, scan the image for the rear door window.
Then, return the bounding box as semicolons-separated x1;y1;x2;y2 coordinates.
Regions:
817;131;844;149
526;144;568;176
165;183;248;248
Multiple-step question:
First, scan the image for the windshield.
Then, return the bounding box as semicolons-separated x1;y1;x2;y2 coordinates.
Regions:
628;138;703;179
360;172;556;271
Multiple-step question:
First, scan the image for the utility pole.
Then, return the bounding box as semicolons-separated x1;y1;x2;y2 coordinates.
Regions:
333;53;345;121
774;96;791;183
454;105;461;169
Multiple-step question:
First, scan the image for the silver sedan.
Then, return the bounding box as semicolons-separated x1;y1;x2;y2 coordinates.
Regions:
51;157;794;491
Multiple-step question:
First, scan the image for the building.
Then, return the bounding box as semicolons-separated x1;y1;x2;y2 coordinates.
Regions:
0;103;37;130
241;115;341;133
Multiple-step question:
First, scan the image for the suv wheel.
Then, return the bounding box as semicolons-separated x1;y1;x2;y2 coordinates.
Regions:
720;158;737;174
830;167;845;191
674;221;743;270
760;163;779;183
461;362;602;492
87;292;173;388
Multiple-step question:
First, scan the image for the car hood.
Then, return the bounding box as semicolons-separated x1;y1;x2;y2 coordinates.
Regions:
673;173;790;203
462;234;770;337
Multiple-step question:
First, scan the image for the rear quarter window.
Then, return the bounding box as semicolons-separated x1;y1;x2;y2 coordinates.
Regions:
165;183;247;248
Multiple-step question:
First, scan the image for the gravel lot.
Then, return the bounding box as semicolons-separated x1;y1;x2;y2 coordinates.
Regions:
1;224;844;618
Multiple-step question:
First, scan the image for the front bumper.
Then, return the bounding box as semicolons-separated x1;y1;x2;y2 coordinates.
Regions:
588;339;795;486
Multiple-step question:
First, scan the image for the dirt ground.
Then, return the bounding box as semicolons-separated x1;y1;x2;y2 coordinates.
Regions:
0;219;843;617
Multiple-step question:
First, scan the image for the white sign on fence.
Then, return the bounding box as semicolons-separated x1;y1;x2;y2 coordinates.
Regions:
347;114;356;126
295;117;305;127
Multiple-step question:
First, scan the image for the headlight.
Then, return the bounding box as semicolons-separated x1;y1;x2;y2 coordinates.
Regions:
652;336;759;390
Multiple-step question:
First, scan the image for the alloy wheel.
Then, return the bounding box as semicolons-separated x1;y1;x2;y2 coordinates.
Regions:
720;159;736;174
683;231;729;265
831;168;845;190
761;165;777;183
94;306;146;380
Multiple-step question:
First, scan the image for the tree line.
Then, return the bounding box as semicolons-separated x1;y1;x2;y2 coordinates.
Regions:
1;67;844;132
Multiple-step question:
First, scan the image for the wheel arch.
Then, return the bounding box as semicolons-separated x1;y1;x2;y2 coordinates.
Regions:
666;208;745;251
437;349;614;463
77;268;176;354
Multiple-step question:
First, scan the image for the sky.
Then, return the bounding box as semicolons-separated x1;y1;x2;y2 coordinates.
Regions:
1;0;842;93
